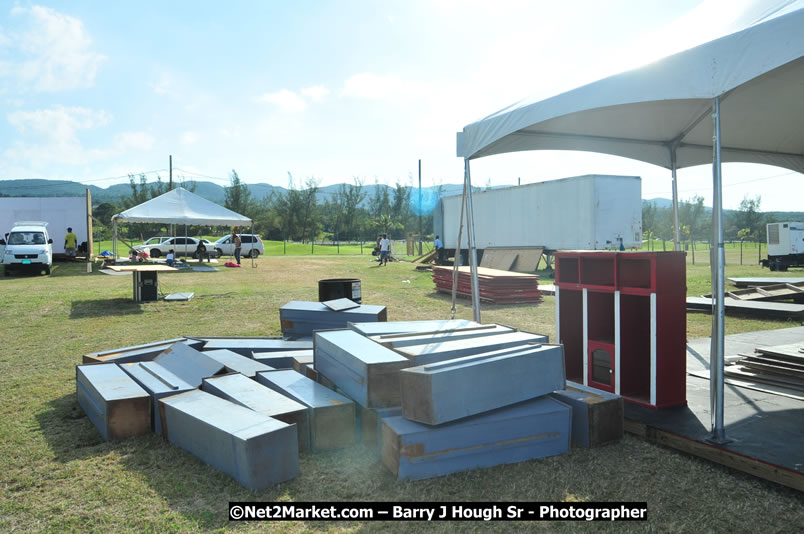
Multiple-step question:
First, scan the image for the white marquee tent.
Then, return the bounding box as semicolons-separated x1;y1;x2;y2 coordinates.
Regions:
454;4;804;441
111;187;252;257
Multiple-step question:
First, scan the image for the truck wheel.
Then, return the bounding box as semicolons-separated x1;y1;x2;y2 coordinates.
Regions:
249;249;259;258
44;265;51;275
216;248;223;258
150;249;161;258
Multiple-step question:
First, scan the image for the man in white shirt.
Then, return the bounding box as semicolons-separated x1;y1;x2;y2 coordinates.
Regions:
379;234;390;266
166;249;175;267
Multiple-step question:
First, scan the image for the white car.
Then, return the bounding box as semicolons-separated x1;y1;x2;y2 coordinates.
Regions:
212;234;264;258
134;237;215;259
3;221;53;275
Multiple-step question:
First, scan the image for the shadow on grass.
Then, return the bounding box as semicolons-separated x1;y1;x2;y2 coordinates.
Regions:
70;298;143;318
35;392;111;462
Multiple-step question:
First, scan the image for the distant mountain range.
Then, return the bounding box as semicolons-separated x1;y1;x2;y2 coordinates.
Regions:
0;178;466;208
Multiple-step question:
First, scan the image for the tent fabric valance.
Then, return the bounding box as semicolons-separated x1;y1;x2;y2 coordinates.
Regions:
112;187;252;226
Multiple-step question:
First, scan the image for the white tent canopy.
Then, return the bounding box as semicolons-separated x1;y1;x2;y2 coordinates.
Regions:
457;7;804;172
454;4;804;443
112;187;252;226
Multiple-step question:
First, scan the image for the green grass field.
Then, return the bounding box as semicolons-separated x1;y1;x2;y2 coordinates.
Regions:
0;254;801;533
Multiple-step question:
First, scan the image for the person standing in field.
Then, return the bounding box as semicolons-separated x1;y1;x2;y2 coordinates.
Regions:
379;234;390;266
434;234;445;265
64;227;78;261
233;231;242;265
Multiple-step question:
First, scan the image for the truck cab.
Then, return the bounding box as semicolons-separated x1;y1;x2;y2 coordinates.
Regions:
2;221;53;275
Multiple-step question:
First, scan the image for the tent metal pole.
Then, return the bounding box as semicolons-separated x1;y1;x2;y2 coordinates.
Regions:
709;96;728;444
464;158;481;323
113;219;117;259
671;148;680;251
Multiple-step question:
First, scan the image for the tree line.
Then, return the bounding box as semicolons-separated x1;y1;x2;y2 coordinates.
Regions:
93;171;441;244
642;194;769;245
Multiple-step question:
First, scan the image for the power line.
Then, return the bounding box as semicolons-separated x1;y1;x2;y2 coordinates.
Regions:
645;170;798;196
0;169;168;191
171;167;230;183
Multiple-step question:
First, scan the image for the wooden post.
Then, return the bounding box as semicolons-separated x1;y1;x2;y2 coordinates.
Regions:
85;188;94;263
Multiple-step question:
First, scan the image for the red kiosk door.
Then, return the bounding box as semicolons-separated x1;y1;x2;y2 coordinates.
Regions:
588;340;615;393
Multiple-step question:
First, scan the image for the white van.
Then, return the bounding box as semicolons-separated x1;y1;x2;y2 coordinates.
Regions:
2;221;53;275
212;234;264;258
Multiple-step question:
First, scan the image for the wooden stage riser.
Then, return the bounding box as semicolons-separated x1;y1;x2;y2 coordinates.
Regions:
201;349;275;378
201;374;312;452
382;397;571;481
314;330;411;409
76;364;151;441
255;370;355;451
400;344;566;425
118;362;195;434
549;381;624;448
153;344;225;388
159;390;299;490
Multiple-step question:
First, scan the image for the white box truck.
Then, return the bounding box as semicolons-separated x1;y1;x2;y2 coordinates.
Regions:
434;175;642;255
762;222;804;271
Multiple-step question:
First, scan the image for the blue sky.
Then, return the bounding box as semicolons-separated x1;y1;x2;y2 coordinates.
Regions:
1;0;802;211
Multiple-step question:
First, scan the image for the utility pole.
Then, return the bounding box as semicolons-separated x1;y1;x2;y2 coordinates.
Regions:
169;155;173;190
418;159;422;256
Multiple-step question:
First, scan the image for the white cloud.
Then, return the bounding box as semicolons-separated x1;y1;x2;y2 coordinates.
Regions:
8;106;111;140
301;85;329;102
256;89;307;112
8;6;106;92
116;131;155;150
180;131;199;145
4;105;116;167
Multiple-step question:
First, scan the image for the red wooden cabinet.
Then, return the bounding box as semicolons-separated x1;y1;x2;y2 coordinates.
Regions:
555;251;686;409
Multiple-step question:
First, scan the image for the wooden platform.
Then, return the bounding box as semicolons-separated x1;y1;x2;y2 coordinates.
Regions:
686;296;804;320
625;326;804;492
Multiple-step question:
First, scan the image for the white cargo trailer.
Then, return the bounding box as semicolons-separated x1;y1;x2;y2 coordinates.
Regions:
0;195;92;258
762;222;804;271
434;175;642;253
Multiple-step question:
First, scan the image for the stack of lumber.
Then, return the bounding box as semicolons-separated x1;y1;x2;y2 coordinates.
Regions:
727;343;804;392
432;266;542;304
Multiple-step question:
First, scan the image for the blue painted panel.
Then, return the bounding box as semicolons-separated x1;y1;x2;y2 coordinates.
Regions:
280;300;387;336
201;349;274;378
201;338;312;357
382;397;571;480
255;370;355;450
348;320;480;337
82;337;203;364
401;344;566;425
549;381;623;448
251;349;311;369
372;324;514;349
159;390;299;490
118;361;195;434
314;330;410;408
153;343;225;387
202;373;311;451
395;331;549;366
75;364;151;440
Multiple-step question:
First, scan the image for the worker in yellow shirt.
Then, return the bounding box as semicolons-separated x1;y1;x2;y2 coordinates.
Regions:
64;227;78;261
